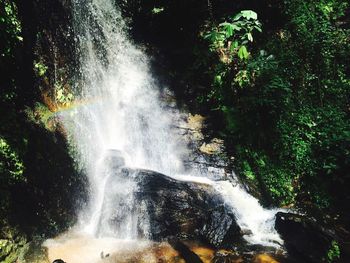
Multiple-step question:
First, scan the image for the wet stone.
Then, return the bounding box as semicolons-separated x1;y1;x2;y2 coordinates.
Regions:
102;168;244;248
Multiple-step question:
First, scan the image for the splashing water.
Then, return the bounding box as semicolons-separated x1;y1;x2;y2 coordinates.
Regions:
58;0;284;248
214;180;284;246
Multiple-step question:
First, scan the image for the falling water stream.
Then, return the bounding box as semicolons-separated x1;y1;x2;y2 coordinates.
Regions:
63;0;187;239
46;0;284;261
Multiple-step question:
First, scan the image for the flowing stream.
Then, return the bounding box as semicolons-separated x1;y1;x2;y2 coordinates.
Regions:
56;0;283;253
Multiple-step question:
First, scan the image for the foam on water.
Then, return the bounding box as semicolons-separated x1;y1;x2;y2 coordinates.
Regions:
214;180;284;247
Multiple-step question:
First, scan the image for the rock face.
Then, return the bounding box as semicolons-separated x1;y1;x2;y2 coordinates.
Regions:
100;157;242;248
275;212;337;262
133;169;242;247
182;113;231;181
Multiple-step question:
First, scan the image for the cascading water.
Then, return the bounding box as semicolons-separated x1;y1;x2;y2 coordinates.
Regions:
58;0;283;249
61;0;188;238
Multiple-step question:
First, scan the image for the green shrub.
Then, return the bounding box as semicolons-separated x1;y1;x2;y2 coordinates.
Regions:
0;137;25;184
327;240;340;262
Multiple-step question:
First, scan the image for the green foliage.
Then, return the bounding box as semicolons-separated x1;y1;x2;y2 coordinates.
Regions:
151;7;164;14
277;110;316;174
196;1;350;208
25;103;56;131
0;0;23;105
242;160;255;180
200;10;263;119
260;165;295;205
0;231;28;263
327;240;340;262
238;148;296;204
0;0;22;57
55;83;74;106
33;61;48;77
204;10;262;62
0;137;25;184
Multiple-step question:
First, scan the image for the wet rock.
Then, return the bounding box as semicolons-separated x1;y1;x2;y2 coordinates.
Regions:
102;168;243;248
187;242;215;262
252;254;279;263
275;212;336;262
168;238;203;263
212;249;243;263
240;229;253;236
102;149;125;170
199;138;224;155
186;114;205;141
180;113;231;181
137;170;242;246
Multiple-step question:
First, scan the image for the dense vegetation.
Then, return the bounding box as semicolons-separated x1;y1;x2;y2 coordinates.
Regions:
0;0;349;262
0;1;85;261
125;0;350;212
200;1;350;212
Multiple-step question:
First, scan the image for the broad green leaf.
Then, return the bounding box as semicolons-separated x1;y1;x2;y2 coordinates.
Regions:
247;32;253;42
232;13;243;21
219;22;234;37
254;25;262;32
230;40;239;52
238;45;249;60
241;10;258;20
231;23;242;31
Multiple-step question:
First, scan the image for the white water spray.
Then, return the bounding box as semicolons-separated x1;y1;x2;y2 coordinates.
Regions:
61;0;187;238
59;0;284;248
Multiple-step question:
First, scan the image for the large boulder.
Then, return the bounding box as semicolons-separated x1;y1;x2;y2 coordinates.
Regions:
133;169;242;246
99;161;242;248
275;212;338;262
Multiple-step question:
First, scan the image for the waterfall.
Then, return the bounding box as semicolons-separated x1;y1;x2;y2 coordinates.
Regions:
58;0;283;248
60;0;187;238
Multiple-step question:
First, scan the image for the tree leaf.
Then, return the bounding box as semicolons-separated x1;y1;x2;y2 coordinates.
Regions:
231;23;242;31
232;13;243;21
219;22;234;37
238;45;249;60
247;32;253;42
241;10;258;20
254;25;262;32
